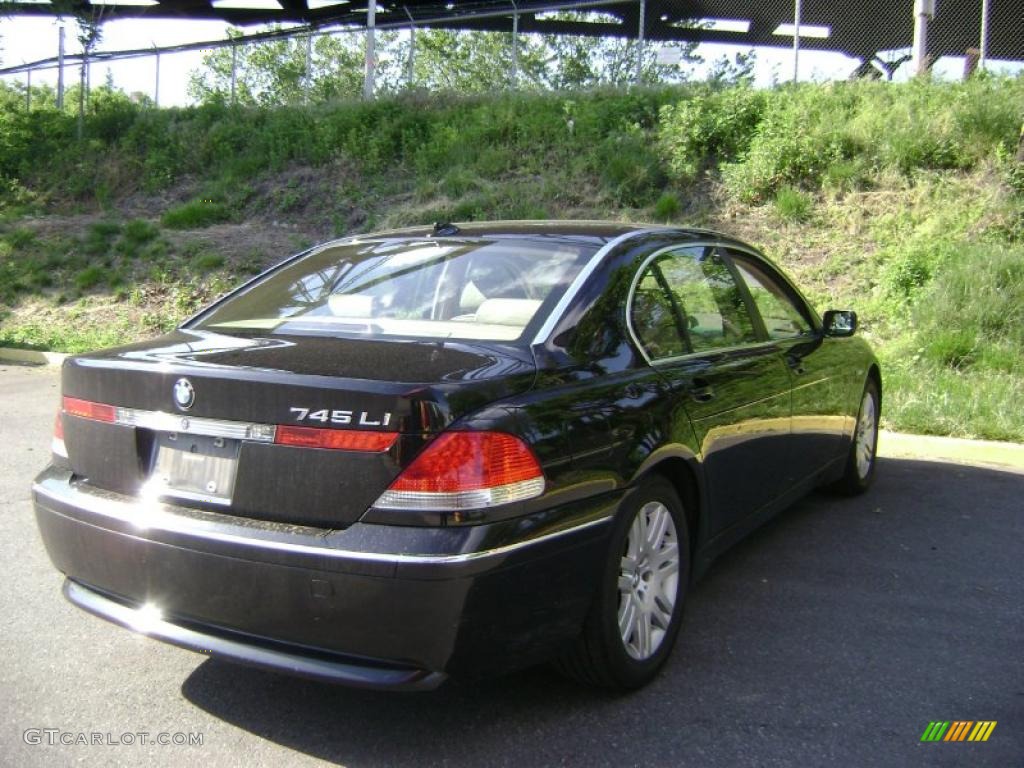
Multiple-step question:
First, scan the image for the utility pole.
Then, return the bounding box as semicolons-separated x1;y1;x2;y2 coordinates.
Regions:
792;0;802;83
913;0;936;76
364;0;377;99
57;24;65;110
635;0;646;85
154;50;160;107
25;68;31;110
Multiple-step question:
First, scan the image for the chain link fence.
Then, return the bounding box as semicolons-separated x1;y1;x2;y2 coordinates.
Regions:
1;0;1022;109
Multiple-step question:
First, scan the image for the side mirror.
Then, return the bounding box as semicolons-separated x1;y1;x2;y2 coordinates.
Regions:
822;310;857;337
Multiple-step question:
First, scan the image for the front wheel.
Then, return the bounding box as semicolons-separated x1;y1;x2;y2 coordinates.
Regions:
554;475;690;690
832;378;880;495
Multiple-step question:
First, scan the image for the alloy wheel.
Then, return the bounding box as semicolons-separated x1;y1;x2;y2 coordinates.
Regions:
855;389;877;480
617;501;680;661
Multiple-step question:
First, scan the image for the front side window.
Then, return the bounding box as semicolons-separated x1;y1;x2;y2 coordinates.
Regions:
629;246;759;361
731;255;813;340
192;238;596;342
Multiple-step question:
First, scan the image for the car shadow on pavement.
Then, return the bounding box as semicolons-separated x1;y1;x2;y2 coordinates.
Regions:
180;458;1024;767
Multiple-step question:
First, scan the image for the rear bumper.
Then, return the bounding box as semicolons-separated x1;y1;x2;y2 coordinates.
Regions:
33;466;619;689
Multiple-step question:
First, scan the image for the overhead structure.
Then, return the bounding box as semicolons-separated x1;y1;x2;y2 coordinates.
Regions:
4;0;1023;65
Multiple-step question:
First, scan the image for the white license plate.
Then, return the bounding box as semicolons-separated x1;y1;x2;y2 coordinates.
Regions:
150;433;239;505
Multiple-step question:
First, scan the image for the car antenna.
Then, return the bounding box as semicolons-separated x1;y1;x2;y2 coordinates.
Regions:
432;221;460;236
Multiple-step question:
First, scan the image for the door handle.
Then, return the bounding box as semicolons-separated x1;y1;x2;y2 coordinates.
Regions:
688;378;716;403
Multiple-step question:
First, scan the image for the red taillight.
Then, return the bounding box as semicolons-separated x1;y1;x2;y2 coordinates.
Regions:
375;432;545;511
274;425;397;452
62;396;116;423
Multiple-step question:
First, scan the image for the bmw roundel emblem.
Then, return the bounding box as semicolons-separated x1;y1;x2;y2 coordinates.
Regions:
173;378;195;411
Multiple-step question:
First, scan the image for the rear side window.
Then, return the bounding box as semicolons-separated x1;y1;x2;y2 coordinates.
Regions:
730;254;814;340
630;246;759;361
192;238;595;342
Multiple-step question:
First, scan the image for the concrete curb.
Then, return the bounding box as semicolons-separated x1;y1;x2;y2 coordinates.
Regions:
878;430;1024;474
0;347;68;366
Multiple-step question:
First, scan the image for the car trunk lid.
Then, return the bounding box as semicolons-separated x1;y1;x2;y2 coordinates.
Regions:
59;329;536;528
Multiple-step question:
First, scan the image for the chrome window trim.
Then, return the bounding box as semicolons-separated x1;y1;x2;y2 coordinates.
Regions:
530;228;669;347
33;480;613;565
625;240;795;366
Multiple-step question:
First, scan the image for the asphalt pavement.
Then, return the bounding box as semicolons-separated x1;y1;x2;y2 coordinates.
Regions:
1;362;1021;767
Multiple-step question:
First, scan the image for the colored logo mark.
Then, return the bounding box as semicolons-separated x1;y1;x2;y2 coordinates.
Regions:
921;721;997;742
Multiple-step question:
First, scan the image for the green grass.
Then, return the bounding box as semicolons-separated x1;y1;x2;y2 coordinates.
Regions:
161;200;232;229
194;253;225;271
653;192;682;222
73;265;108;290
773;186;812;222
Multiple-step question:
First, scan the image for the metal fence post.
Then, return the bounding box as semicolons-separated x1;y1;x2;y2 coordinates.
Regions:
511;0;519;88
230;43;238;105
979;0;991;68
364;0;377;99
57;25;65;110
304;31;313;103
77;55;86;139
635;0;646;84
792;0;802;82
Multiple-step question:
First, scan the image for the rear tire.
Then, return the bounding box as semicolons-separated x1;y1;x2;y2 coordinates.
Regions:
832;378;880;496
554;475;689;690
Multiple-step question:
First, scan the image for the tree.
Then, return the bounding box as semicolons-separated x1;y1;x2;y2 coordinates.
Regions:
402;29;549;92
188;27;395;106
186;15;705;107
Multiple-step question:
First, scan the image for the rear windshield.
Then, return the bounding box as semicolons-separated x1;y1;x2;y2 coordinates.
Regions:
190;237;596;342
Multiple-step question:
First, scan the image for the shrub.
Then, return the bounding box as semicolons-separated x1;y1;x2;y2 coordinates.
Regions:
658;86;766;183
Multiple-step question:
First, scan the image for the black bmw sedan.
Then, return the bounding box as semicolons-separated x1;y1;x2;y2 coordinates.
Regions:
33;221;880;691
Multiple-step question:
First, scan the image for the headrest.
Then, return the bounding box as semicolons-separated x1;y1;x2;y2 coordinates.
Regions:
474;298;542;327
327;294;374;317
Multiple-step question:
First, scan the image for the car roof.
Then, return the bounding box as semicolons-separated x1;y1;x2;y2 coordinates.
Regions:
325;221;762;253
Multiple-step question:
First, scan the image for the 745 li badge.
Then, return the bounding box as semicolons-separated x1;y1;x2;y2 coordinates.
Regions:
289;407;393;427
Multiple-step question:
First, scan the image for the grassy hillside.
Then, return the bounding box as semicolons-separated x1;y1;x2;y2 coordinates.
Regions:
1;78;1022;440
